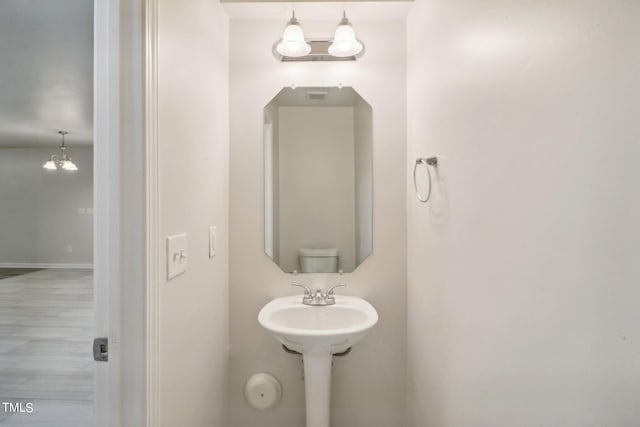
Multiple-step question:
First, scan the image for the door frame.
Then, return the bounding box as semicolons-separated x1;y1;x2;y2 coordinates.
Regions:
94;0;150;426
144;0;160;425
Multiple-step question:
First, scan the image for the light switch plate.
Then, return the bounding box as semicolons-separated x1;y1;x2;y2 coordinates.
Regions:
209;226;217;258
167;234;187;280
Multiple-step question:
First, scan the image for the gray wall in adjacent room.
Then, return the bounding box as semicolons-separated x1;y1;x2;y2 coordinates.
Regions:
0;146;93;266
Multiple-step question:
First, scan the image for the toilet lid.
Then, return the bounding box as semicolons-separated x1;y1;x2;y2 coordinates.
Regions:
298;248;339;257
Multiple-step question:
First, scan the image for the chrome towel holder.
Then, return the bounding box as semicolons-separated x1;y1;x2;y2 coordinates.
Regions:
413;156;438;203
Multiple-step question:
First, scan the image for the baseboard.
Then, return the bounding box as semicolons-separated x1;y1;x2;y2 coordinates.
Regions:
0;263;94;270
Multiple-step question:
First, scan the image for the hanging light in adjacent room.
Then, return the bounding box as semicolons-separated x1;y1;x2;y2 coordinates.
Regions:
43;130;78;172
275;11;311;58
328;12;364;58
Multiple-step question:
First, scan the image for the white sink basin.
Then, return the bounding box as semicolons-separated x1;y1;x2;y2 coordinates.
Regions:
259;294;378;427
258;295;378;355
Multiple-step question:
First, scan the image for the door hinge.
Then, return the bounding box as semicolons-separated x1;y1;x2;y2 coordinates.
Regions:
93;337;109;362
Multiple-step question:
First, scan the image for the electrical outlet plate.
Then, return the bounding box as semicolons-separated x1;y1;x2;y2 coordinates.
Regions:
167;234;187;280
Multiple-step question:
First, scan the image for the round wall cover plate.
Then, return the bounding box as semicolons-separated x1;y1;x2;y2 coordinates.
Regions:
244;373;282;410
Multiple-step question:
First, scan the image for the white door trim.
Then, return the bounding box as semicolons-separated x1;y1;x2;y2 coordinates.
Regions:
145;0;160;424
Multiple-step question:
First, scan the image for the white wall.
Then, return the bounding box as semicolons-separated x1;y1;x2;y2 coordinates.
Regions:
229;17;407;427
278;106;356;273
0;146;93;266
157;1;229;426
406;1;640;426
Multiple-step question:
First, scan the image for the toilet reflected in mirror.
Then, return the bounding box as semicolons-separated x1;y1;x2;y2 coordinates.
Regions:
263;87;373;273
298;247;339;273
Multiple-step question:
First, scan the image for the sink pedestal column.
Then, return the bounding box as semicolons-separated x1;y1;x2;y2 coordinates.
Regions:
302;352;332;427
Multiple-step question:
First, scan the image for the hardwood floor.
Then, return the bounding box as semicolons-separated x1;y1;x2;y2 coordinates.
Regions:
0;269;93;426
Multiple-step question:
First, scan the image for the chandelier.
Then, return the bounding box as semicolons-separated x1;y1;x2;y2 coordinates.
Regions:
43;131;78;171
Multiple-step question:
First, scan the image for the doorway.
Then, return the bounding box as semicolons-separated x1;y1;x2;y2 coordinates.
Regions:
0;1;95;425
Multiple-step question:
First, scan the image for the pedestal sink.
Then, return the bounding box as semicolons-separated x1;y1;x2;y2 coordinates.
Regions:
258;295;378;427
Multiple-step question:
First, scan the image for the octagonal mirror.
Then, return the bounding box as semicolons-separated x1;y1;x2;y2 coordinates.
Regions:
264;87;372;274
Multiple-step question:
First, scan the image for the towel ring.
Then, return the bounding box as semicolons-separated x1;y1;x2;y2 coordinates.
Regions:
413;157;438;203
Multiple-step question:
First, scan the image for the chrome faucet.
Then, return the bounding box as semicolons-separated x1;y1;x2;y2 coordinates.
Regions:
291;283;313;305
291;283;346;306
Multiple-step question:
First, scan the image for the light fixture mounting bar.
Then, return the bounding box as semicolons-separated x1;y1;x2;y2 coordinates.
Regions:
273;39;363;62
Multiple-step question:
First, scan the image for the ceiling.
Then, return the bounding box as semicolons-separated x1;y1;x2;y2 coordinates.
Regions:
0;0;93;148
221;1;413;20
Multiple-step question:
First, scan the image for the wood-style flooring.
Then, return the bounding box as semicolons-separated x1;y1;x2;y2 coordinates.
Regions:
0;269;42;281
0;269;93;426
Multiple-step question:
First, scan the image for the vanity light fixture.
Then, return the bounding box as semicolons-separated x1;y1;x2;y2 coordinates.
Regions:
273;12;365;61
43;131;78;171
328;12;364;58
275;12;311;58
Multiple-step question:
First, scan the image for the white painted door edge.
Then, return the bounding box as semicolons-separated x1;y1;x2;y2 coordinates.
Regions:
94;0;121;424
94;0;147;426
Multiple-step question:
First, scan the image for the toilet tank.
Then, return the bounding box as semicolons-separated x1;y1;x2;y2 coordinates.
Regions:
298;248;339;273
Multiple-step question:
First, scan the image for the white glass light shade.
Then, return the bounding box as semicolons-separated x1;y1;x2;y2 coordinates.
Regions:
43;131;77;171
276;15;311;57
328;16;363;58
43;158;57;170
61;159;78;171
